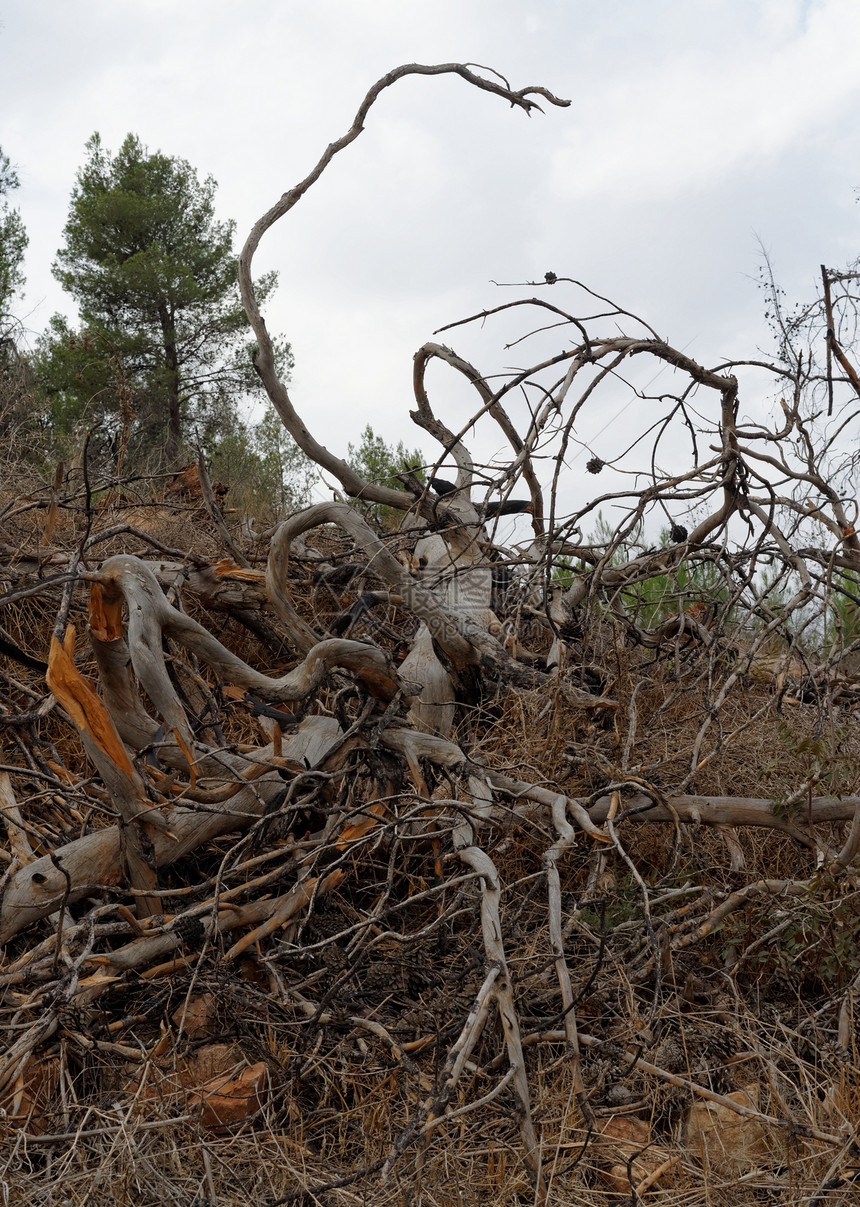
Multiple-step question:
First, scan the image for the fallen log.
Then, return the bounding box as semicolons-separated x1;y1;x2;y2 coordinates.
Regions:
589;791;859;841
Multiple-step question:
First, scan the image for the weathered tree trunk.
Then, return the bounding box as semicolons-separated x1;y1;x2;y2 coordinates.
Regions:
158;300;182;461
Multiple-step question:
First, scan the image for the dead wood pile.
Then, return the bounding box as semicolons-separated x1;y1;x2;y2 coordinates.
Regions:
1;62;860;1207
0;470;856;1206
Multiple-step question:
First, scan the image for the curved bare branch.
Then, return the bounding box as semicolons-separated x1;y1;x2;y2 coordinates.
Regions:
237;64;569;510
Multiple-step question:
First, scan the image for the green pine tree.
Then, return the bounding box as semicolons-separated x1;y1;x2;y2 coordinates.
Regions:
37;132;288;470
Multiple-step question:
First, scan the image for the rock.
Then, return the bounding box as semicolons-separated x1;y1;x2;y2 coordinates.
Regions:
594;1115;674;1193
181;1044;271;1132
183;1042;238;1083
684;1086;773;1175
127;1042;272;1131
195;1059;270;1133
171;992;218;1039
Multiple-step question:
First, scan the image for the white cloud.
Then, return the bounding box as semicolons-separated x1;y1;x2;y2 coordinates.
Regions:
549;0;860;203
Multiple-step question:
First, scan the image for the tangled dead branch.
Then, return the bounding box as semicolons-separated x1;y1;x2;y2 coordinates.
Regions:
2;62;860;1206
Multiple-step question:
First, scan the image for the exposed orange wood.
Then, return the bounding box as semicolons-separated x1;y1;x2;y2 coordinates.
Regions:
47;628;135;779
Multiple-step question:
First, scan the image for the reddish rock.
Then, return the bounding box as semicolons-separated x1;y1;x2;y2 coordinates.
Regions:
127;1041;271;1131
595;1114;674;1193
685;1086;773;1175
194;1059;270;1132
171;993;218;1039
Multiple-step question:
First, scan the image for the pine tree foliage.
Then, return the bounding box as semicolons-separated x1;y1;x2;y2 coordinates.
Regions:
37;133;289;469
347;423;424;526
0;146;27;335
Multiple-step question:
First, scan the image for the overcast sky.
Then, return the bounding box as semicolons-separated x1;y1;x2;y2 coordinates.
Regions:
3;0;860;498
